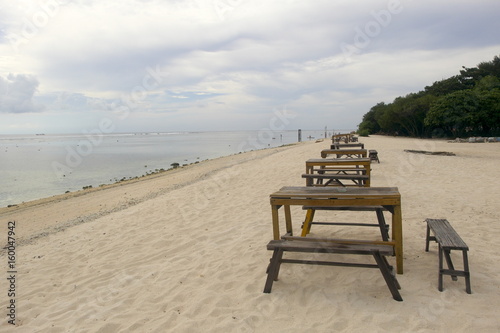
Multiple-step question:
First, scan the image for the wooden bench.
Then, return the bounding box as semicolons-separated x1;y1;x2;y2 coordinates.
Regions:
425;218;471;294
305;158;372;187
263;237;402;301
331;134;354;143
369;150;380;163
302;173;369;187
331;143;365;150
321;149;367;159
308;167;368;175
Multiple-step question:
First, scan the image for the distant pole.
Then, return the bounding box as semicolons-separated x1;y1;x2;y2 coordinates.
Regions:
325;126;327;138
298;129;302;142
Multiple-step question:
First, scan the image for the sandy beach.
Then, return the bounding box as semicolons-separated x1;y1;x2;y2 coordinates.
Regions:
1;135;500;332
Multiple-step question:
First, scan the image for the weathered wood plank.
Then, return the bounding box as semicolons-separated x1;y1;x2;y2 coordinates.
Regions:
426;218;468;250
267;239;394;255
404;149;456;156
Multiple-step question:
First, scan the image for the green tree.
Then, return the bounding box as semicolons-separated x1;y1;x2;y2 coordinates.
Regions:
425;90;479;137
374;102;398;135
358;102;384;135
392;93;437;137
358;54;500;137
424;76;467;96
474;76;500;135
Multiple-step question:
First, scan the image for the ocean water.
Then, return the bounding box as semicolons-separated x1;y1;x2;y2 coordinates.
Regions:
0;130;336;207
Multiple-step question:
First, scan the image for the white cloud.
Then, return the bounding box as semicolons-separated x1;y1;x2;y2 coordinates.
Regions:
0;0;499;133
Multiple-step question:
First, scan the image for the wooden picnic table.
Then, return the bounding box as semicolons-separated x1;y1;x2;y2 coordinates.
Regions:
302;173;368;187
332;133;354;143
269;186;404;274
331;143;365;149
321;148;367;159
306;158;371;187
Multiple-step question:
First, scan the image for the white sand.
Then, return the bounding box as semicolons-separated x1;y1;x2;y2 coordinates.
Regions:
1;135;500;332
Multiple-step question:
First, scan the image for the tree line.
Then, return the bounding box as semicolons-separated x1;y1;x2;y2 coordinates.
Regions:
357;55;500;138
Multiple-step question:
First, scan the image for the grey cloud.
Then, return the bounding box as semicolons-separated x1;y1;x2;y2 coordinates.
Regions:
0;74;45;113
357;1;500;53
2;0;499;133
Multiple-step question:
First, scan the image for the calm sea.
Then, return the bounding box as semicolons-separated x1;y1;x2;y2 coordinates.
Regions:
0;130;337;207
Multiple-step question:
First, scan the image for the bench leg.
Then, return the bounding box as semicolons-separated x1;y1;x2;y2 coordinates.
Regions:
425;224;431;252
264;248;284;293
463;250;472;294
380;254;401;290
443;249;458;281
438;244;444;291
375;208;389;242
372;251;403;301
317;168;325;186
437;245;472;294
324;179;344;186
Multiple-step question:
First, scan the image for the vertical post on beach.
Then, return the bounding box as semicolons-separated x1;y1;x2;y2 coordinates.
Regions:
325;126;327;138
298;129;302;142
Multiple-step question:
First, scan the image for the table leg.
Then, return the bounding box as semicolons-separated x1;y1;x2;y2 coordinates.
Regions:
272;205;280;240
301;209;316;237
284;205;293;236
392;204;403;274
365;165;371;187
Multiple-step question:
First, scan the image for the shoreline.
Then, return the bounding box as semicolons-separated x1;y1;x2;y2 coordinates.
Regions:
1;129;331;209
1;142;303;210
0;141;306;247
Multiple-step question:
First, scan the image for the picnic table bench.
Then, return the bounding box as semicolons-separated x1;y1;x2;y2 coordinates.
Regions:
331;143;365;149
302;166;368;187
425;218;471;293
306;158;371;187
263;236;402;301
321;149;367;159
302;173;369;187
269;186;404;274
332;133;354;143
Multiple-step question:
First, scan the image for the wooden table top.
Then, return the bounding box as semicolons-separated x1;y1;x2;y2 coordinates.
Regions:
334;143;364;147
270;186;400;199
322;148;367;153
321;149;367;157
307;158;371;164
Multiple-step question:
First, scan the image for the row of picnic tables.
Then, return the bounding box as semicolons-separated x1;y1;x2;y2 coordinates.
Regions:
267;137;404;276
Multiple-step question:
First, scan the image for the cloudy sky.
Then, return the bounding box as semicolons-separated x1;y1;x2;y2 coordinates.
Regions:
1;0;499;134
